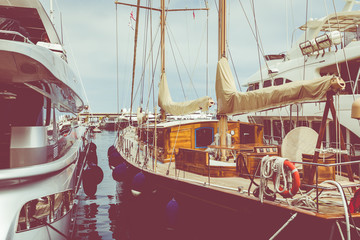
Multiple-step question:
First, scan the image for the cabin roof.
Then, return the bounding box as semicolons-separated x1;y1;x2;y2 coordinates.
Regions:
157;119;218;128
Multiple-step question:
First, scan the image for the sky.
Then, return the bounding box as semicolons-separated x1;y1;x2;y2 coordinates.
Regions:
43;0;355;114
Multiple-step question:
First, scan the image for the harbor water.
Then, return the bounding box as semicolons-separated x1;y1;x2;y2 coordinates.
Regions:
72;130;181;240
72;130;121;239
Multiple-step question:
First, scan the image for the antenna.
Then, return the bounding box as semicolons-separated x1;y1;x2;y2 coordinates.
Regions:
50;0;54;23
60;12;63;44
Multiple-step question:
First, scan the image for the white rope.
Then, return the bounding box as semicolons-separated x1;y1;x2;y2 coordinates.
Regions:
291;189;317;210
259;156;289;203
315;147;348;155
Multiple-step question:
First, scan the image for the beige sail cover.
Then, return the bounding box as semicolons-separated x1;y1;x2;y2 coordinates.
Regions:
216;57;342;115
158;73;213;116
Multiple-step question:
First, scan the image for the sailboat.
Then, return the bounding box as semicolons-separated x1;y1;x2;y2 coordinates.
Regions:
0;0;92;239
112;0;360;239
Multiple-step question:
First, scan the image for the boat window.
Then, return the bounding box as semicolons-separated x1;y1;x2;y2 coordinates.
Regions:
272;120;282;139
311;121;325;142
285;79;292;83
43;84;52;126
195;127;214;148
263;80;272;88
17;190;74;232
284;120;294;135
274;78;284;86
296;121;308;127
350;131;360;156
249;83;260;91
248;83;260;91
2;84;44;126
240;124;255;144
0;17;30;42
263;120;271;137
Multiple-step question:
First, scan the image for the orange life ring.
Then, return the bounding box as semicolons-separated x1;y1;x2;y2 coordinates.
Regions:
273;160;301;198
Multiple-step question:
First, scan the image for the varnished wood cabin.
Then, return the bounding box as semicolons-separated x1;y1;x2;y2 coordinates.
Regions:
137;120;280;177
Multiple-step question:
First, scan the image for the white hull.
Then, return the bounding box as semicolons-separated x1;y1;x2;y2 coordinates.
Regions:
0;0;89;238
0;127;88;240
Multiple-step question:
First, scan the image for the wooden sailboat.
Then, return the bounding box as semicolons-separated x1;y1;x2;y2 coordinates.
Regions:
112;1;360;239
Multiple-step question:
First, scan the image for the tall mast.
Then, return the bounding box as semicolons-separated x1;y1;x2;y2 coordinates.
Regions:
129;0;141;124
161;0;165;74
160;0;166;121
218;0;227;160
218;0;226;59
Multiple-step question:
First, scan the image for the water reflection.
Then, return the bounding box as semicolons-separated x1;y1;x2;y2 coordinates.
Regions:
73;130;119;239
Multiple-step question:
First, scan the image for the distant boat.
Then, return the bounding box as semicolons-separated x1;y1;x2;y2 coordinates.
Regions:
99;117;117;131
92;127;102;133
112;1;360;239
0;0;91;239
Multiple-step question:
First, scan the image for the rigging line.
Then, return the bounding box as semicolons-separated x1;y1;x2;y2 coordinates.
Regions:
166;23;199;97
189;16;209;82
286;0;288;49
289;0;295;47
140;6;150;106
141;1;153;104
131;24;161;110
250;0;264;85
226;41;242;91
237;0;272;80
166;122;182;175
331;0;355;98
122;20;134;112
321;0;342;80
149;0;155;113
167;24;187;100
205;0;209;96
325;0;341;81
130;0;141;124
116;4;119;114
54;0;92;113
189;17;208;91
145;18;162;112
303;0;308;80
145;40;161;111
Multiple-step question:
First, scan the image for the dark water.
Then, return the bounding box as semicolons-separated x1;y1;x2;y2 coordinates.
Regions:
72;130;176;240
72;130;120;239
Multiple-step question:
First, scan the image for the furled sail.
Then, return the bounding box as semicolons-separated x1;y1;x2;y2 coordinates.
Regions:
158;73;214;116
216;57;344;115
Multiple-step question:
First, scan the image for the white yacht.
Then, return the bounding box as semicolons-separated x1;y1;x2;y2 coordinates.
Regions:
236;0;360;153
0;0;90;239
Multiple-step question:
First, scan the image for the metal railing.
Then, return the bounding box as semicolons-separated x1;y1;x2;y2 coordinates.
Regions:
0;30;33;44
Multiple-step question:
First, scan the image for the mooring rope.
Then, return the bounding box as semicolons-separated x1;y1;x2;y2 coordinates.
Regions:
259;156;290;203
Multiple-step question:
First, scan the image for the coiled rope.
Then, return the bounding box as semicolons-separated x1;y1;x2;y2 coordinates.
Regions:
259;156;292;203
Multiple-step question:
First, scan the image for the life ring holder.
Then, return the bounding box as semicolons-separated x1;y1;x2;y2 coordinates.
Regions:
273;160;301;198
